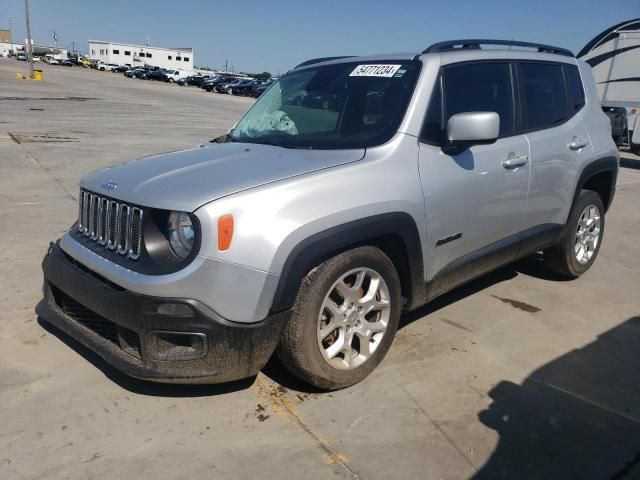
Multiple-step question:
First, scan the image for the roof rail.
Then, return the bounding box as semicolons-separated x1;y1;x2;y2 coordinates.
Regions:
423;39;574;57
294;56;356;69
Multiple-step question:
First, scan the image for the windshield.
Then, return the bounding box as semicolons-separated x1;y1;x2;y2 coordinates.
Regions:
231;60;420;149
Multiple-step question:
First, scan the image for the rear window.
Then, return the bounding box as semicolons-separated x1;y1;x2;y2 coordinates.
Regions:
518;63;568;131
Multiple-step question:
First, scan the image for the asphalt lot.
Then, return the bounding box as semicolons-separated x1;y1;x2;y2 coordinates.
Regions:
1;59;639;480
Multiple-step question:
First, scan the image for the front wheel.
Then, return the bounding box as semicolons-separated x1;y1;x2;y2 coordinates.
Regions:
544;189;605;278
277;246;402;390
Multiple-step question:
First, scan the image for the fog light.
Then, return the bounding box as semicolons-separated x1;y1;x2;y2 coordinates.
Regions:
156;303;194;317
146;331;207;361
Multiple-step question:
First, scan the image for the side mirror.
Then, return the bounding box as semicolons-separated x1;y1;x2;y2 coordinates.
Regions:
445;112;500;153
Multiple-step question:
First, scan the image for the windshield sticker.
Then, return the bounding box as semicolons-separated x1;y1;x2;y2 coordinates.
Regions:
349;64;402;78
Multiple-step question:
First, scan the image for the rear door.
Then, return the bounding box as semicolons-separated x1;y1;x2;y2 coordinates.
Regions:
517;62;591;227
418;61;531;281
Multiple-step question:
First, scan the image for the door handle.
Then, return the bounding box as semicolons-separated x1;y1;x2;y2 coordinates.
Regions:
502;155;529;169
568;137;589;150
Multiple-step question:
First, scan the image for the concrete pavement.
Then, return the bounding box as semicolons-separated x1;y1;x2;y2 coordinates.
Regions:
1;58;639;480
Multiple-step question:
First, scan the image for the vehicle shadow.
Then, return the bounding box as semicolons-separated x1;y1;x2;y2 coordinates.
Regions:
399;253;568;330
38;317;256;397
471;316;640;480
620;155;640;170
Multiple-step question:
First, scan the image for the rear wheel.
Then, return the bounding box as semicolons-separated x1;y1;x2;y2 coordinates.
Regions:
544;189;605;278
277;246;402;390
226;87;233;95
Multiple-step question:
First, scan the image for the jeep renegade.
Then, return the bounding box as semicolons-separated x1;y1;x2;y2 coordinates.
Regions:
38;40;619;390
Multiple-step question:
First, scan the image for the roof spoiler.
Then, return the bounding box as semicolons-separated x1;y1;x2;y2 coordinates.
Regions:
422;39;574;57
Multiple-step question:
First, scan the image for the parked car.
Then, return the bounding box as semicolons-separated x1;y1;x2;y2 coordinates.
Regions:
98;63;120;72
125;67;150;79
16;53;27;61
163;70;189;83
202;76;236;92
178;75;212;87
250;79;275;97
124;68;140;78
146;68;170;81
38;39;618;391
602;106;628;146
59;60;74;67
233;79;265;96
215;78;254;94
112;65;129;73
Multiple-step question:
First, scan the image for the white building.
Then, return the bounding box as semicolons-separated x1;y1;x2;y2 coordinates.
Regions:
88;40;194;70
0;41;67;59
0;42;18;56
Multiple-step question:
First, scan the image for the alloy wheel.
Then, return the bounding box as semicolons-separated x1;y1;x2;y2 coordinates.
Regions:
317;268;391;370
575;203;601;264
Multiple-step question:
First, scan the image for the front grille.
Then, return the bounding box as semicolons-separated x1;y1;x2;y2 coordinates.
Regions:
51;285;141;359
78;189;143;260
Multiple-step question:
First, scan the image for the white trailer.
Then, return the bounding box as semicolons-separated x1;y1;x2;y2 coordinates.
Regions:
579;18;640;152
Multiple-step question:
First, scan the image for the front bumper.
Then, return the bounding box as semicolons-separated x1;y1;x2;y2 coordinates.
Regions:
37;243;289;384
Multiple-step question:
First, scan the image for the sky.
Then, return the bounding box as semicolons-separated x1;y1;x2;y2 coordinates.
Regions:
1;0;638;74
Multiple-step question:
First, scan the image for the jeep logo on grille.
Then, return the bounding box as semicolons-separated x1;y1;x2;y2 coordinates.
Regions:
101;180;118;192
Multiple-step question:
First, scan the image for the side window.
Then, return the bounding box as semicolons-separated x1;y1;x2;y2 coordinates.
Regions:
421;76;443;144
518;62;568;131
443;63;514;137
564;64;585;113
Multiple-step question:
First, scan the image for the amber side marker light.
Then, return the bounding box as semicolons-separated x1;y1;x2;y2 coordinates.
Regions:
218;215;234;251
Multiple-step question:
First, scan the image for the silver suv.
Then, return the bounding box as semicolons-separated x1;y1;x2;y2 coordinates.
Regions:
38;40;619;390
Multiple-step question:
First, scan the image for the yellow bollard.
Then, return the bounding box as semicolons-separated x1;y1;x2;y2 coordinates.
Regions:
33;70;43;81
16;72;24;80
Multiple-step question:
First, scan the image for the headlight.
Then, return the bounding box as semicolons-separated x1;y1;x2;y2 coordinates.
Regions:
168;211;195;258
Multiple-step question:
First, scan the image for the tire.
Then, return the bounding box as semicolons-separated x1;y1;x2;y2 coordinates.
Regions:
226;87;233;95
543;189;605;278
277;246;402;390
168;78;174;83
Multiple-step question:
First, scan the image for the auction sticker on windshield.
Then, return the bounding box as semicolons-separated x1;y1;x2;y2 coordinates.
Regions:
349;64;402;77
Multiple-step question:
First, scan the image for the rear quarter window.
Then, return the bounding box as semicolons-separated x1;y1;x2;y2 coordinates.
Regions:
564;64;586;113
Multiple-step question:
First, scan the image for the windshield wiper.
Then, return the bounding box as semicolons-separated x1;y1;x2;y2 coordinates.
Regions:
210;133;236;143
255;140;313;150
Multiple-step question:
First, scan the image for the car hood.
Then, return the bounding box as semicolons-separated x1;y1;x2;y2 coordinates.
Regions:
81;142;365;212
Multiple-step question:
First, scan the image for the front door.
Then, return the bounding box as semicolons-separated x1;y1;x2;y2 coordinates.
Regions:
417;61;530;283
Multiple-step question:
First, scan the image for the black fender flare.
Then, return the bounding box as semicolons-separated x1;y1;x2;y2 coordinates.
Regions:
572;155;618;212
269;212;425;313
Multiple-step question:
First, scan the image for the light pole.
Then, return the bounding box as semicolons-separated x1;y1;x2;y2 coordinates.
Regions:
24;0;34;78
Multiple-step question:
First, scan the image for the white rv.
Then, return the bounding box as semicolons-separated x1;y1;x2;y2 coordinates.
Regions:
579;18;640;152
